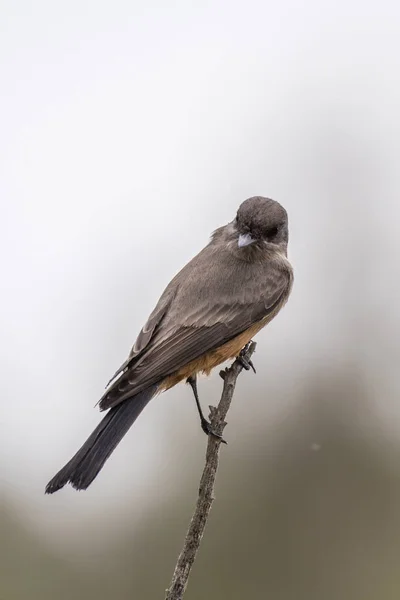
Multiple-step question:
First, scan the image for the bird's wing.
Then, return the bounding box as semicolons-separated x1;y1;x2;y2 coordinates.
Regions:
104;288;176;387
99;255;291;410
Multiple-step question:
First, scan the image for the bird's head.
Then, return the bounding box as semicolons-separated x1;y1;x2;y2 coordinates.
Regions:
235;196;288;250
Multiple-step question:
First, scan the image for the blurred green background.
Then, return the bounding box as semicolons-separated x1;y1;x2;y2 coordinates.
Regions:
2;1;400;598
3;371;400;599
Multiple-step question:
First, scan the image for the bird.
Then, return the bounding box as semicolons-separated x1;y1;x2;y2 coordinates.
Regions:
45;196;293;493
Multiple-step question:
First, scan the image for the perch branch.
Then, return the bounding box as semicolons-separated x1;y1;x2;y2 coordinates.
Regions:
165;341;257;600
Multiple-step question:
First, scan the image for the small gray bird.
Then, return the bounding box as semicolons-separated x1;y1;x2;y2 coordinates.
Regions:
46;196;293;493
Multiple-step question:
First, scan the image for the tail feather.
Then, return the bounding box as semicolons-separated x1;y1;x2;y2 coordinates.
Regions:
45;385;158;493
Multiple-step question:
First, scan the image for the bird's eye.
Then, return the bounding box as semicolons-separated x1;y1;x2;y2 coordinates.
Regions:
266;226;278;238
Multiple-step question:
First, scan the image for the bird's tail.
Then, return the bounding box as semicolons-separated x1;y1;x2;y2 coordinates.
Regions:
45;385;158;493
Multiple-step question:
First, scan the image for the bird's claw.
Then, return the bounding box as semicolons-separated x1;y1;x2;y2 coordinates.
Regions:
201;418;227;444
237;351;256;373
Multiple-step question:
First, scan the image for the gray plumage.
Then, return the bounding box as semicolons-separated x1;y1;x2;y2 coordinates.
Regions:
45;196;293;493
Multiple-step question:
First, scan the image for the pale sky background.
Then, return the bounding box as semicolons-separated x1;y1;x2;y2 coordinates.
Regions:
2;0;400;544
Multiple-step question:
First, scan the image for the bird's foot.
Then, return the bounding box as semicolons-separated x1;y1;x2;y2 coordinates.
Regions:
237;344;256;373
201;417;227;444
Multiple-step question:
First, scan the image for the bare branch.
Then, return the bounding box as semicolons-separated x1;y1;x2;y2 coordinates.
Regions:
165;341;257;600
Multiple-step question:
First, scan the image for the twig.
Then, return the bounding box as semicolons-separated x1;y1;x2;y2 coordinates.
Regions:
165;341;257;600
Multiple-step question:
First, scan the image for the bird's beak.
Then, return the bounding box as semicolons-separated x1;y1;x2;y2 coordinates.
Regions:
238;233;254;248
